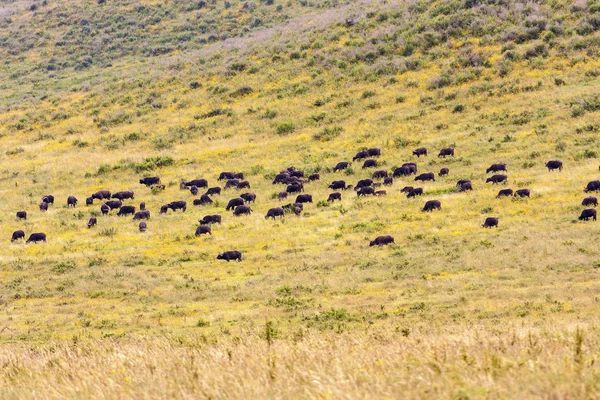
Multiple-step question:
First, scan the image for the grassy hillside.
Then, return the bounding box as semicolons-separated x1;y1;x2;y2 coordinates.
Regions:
1;0;600;397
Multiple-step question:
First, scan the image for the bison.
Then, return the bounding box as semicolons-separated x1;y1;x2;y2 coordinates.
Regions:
240;193;256;203
11;230;25;242
582;197;598;207
286;184;303;194
486;175;507;184
372;170;388;179
413;148;427;157
217;250;242;262
353;151;369;161
42;195;54;205
439;168;449;176
199;215;222;225
486;163;507;174
104;200;122;210
233;205;252;216
402;163;418;175
357;187;376;196
26;232;46;243
584;180;600;193
112;191;134;200
367;148;381;157
190;186;199;196
329;180;347;190
86;197;93;205
278;191;288;201
193;194;213;206
327;192;342;202
183;179;208;189
139;222;147;232
117;205;136;216
482;217;499;228
579;209;597;221
282;203;303;215
101;204;110;215
140;202;146;211
140;176;160;186
438;148;454;158
458;182;473;192
167;201;187;212
355;179;373;190
133;210;150;220
422;200;442;212
415;172;435;182
237;180;251;189
545;160;563;172
39;202;48;211
400;186;414;193
206;187;222;196
226;198;245;210
295;194;313;203
383;177;393;186
87;217;97;228
497;189;514;197
218;172;235;181
369;235;394;247
406;188;423;198
92;190;111;200
362;159;377;169
67;196;78;207
514;189;531;198
16;211;27;220
195;225;212;236
393;166;411;177
265;207;285;220
333;162;351;172
159;205;169;214
308;173;320;181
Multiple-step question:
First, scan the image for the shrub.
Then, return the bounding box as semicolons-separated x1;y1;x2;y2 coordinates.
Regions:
452;104;465;113
313;126;343;141
276;121;295;135
361;90;376;99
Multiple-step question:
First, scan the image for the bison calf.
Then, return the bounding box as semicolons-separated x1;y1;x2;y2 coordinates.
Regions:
482;217;498;228
11;230;25;242
195;225;212;236
87;217;97;228
217;250;242;262
369;235;394;247
422;200;441;212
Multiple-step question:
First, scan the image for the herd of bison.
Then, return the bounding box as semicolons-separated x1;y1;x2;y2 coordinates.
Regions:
9;146;600;261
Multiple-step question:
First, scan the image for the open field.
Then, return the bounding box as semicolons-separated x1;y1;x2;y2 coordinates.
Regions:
1;0;600;397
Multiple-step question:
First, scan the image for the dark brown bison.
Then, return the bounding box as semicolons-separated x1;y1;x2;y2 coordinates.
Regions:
237;180;251;189
265;207;285;220
195;225;212;236
101;204;110;215
42;195;54;205
584;180;600;193
167;201;186;212
456;179;471;187
133;210;150;220
383;177;393;186
367;148;381;157
218;172;235;181
67;196;78;207
183;179;208;188
333;162;351;172
290;170;304;178
327;192;342;202
439;168;449;176
193;195;213;206
16;211;27;220
458;182;473;192
415;172;435;182
393;166;411;177
217;251;242;262
579;209;597;221
545;160;563;171
514;189;530;198
92;190;111;201
140;202;146;211
357;187;376;196
140;176;160;186
240;193;256;203
308;173;320;181
486;163;507;174
482;217;499;228
286;184;303;193
86;197;93;205
233;205;252;216
226;198;245;210
355;179;373;190
139;222;147;232
225;179;240;189
582;197;598;207
400;186;414;193
39;202;48;211
87;217;97;228
362;159;377;169
278;191;288;200
329;180;347;190
486;175;507;184
105;200;122;210
295;194;313;203
272;173;290;184
159;205;169;214
438;148;454;158
206;187;222;196
422;200;441;212
497;189;514;197
112;191;134;200
372;170;388;179
11;230;25;242
199;215;222;225
117;205;136;216
369;235;394;247
406;188;423;198
190;186;199;196
413;148;427;157
402;163;418;174
27;232;47;243
353;151;369;161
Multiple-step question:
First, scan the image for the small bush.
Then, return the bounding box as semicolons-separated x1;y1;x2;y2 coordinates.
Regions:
313;126;343;141
276;121;295;135
361;90;376;99
452;104;465;113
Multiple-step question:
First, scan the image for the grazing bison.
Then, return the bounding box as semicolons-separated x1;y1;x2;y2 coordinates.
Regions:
193;194;213;206
117;205;136;216
199;215;222;225
112;191;134;200
400;186;414;193
402;162;418;174
133;210;150;220
333;162;351;172
355;179;373;190
237;180;251;189
486;174;507;184
438;148;455;158
159;205;169;214
545;160;563;171
584;180;600;193
383;177;393;186
217;250;242;262
407;188;423;198
415;172;435;182
195;225;212;236
140;202;146;211
139;222;147;232
86;197;93;205
92;190;111;200
393;166;411;177
67;196;78;207
327;192;342;202
226;198;245;210
458;182;473;192
233;205;252;216
372;170;388;179
140;176;160;186
482;217;499;228
42;195;54;205
375;190;387;196
11;230;25;242
206;187;222;196
190;186;199;196
39;202;48;211
286;184;303;194
353;151;369;161
101;204;110;215
265;207;285;220
26;232;46;243
218;172;235;181
357;187;376;196
105;200;123;210
278;191;288;200
579;209;597;221
497;189;514;197
329;180;347;190
422;200;442;212
369;235;394;247
456;179;471;187
167;201;187;212
16;211;27;220
272;174;290;184
240;193;256;203
295;194;313;203
290;170;305;178
514;189;531;198
367;148;381;157
87;217;97;228
308;173;320;181
184;179;208;189
487;163;507;174
439;168;449;176
582;197;598;207
362;159;377;169
413;147;427;157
